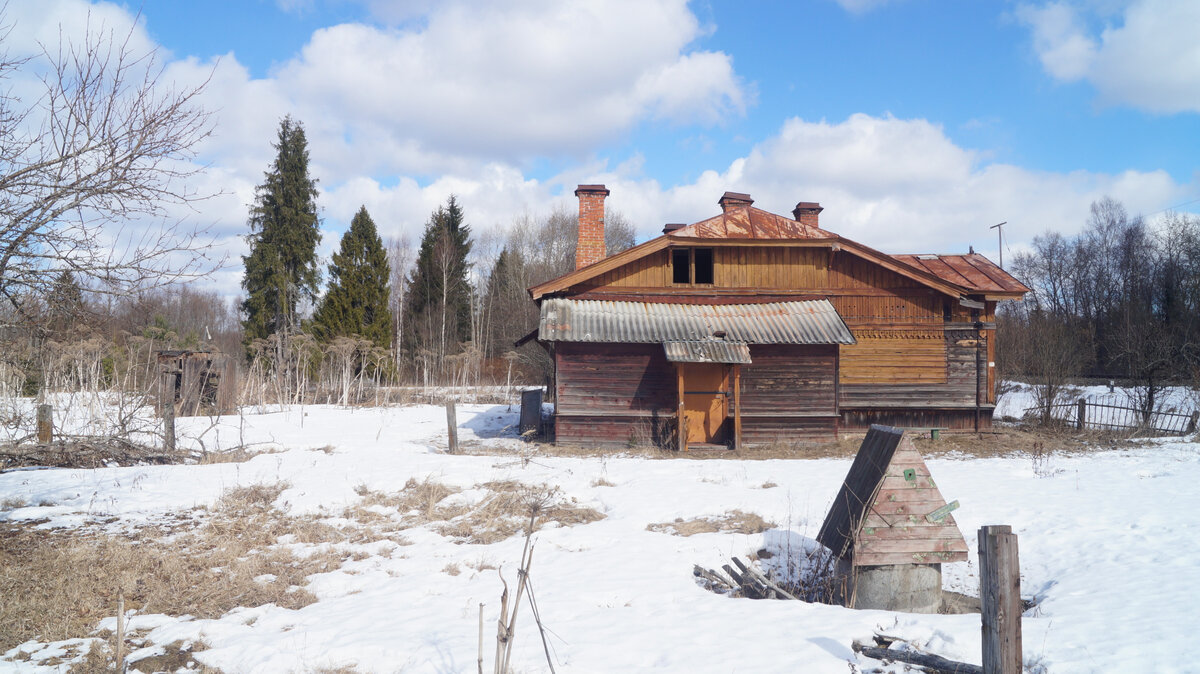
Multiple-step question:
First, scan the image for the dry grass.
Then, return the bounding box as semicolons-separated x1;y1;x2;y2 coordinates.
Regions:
436;481;605;545
647;510;776;537
0;481;347;653
442;563;461;576
70;639;217;674
591;476;616;487
349;479;605;546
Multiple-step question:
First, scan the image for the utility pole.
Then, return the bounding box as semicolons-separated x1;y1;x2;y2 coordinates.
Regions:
989;221;1007;269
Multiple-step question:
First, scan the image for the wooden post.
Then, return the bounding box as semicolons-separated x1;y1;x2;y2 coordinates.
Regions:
1188;411;1198;434
979;525;1022;674
477;602;484;674
162;394;176;453
116;591;125;673
1077;398;1086;430
676;364;686;452
733;364;742;452
36;404;52;444
446;401;458;454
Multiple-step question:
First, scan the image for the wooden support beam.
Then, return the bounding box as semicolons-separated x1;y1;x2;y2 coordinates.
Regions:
676;364;687;452
979;525;1022;674
733;364;742;452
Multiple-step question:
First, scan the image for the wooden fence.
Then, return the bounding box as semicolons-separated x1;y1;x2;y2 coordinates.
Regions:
1023;399;1198;435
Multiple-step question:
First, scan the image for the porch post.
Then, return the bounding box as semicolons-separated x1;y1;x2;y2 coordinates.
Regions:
733;364;742;451
676;364;687;452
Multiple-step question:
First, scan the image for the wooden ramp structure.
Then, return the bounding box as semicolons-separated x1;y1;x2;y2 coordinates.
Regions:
819;424;967;566
157;350;237;418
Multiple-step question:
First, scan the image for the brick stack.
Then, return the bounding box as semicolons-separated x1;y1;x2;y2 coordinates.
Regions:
574;184;610;270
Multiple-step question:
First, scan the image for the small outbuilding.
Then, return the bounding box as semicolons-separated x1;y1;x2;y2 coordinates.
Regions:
156;350;236;418
817;424;968;612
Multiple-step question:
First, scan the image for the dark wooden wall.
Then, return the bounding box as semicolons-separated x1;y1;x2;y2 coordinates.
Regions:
553;342;842;446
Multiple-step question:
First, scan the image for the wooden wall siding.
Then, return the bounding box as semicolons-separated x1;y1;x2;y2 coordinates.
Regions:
830;295;941;324
578;250;669;290
854;438;969;566
840;333;981;408
713;247;828;289
554;343;675;416
829;253;924;291
840;330;946;385
554;413;676;448
739;345;838;417
841;408;993;431
741;416;838;444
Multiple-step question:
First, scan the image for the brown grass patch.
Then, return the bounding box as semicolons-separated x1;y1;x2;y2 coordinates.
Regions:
436;482;605;545
591;476;616;487
347;479;605;546
647;510;775;537
0;481;347;652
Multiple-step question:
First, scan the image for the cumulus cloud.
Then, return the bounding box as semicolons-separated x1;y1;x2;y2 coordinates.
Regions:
581;114;1189;258
1018;0;1200;113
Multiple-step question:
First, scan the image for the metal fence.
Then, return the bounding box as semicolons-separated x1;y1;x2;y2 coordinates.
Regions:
1023;399;1198;435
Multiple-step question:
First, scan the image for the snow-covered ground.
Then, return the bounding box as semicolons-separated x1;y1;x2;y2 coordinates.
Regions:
995;380;1197;419
2;401;1199;673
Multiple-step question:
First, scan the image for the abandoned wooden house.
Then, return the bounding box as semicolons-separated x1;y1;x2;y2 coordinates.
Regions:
527;185;1028;449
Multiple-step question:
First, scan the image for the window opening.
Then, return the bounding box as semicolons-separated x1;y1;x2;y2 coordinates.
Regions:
693;248;714;284
672;248;691;284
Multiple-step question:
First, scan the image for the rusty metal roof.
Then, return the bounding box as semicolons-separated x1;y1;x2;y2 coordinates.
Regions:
669;205;837;240
893;253;1029;295
538;298;855;345
663;340;752;364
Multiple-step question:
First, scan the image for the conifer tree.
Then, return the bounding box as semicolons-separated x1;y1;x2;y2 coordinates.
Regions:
241;116;321;344
401;196;473;374
482;246;531;359
311;206;393;348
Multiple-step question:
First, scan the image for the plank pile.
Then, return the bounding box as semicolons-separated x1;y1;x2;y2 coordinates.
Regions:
693;556;799;600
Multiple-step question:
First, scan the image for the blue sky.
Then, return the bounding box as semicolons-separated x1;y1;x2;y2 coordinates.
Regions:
10;0;1200;293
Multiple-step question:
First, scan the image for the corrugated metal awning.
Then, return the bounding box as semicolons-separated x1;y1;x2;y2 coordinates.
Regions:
663;340;751;364
538;299;855;345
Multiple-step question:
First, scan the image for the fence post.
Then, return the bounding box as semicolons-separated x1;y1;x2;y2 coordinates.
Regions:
36;404;52;444
1076;398;1086;430
1188;411;1198;435
979;525;1022;674
446;401;458;454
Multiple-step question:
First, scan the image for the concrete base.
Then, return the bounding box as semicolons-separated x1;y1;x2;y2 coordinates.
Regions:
844;562;943;613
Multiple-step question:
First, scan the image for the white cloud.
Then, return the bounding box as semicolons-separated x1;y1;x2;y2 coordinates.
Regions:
1018;0;1200;113
581;114;1190;259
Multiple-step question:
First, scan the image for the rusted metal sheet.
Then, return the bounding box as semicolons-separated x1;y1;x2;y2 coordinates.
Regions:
663;340;751;364
539;298;855;345
669;205;837;240
894;253;1029;294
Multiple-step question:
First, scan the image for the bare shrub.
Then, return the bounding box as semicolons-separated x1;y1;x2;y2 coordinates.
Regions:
647;510;775;537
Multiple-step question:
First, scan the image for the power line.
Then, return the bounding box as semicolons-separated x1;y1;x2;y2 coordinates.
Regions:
989;221;1007;269
1146;197;1200;218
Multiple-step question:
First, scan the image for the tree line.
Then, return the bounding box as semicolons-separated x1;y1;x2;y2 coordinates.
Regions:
999;197;1200;419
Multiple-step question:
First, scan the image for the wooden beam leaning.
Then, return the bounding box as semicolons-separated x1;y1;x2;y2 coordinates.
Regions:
733;364;742;452
979;525;1022;674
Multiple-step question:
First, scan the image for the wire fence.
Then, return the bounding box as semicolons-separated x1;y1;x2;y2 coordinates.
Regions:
1023;399;1198;435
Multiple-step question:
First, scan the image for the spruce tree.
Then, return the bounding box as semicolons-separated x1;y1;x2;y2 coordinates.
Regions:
311;206;393;348
482;246;530;358
241;116;321;344
402;196;473;362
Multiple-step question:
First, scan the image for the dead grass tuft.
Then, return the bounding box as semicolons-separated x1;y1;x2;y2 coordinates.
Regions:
442;563;461;576
591;476;616;487
647;510;775;537
0;482;345;652
71;639;217;674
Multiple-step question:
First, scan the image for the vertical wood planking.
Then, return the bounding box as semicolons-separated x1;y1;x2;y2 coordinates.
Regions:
676;365;686;451
979;525;1022;674
733;364;742;451
36;404;52;444
446;402;459;453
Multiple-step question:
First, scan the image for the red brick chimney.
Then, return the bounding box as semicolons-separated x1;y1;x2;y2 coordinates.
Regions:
793;201;823;228
718;191;753;213
575;184;609;270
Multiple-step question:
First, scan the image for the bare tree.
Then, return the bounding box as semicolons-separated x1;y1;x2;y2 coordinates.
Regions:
0;14;217;329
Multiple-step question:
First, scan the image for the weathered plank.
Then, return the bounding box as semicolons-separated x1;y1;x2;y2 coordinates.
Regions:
979;525;1022;674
